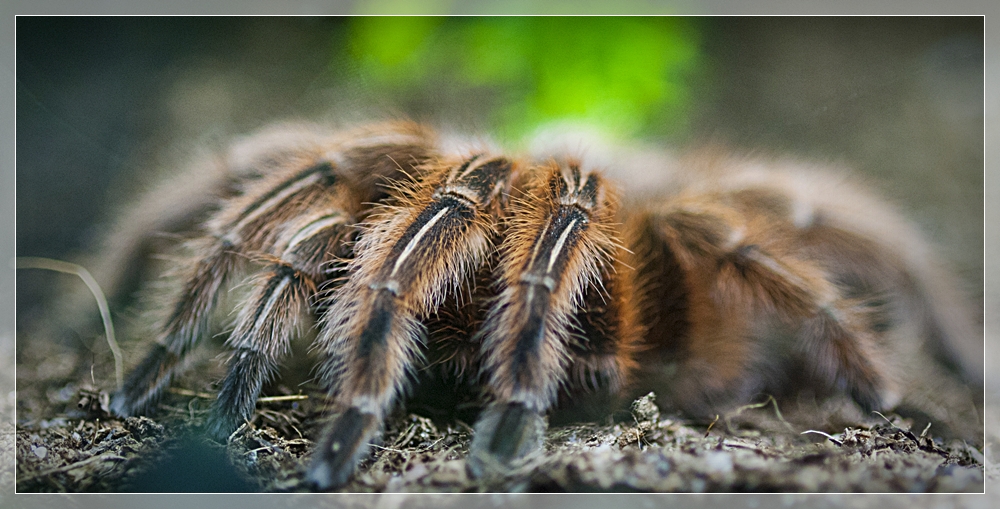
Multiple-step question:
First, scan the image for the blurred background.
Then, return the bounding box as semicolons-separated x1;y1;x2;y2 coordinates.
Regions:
16;16;984;335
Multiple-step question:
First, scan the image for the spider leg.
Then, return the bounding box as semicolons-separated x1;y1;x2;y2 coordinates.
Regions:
640;195;890;416
110;238;242;416
307;155;515;490
469;161;624;477
111;122;436;419
205;207;352;439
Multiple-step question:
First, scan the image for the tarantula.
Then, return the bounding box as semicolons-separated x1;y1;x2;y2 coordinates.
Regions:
99;121;982;490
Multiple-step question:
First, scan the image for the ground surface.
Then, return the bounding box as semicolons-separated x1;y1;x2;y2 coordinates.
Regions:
10;335;989;494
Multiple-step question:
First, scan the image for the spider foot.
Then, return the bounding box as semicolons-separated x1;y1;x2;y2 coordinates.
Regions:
306;407;379;490
109;343;177;417
466;402;545;479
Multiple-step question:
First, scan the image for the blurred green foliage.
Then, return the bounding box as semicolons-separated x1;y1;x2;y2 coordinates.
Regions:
352;0;680;15
342;17;703;142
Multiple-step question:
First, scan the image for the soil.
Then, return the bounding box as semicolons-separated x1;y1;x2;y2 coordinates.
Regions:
9;335;990;494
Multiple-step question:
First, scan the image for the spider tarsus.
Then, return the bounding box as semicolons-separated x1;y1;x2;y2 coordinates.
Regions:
110;343;177;417
467;402;545;479
207;348;277;440
307;406;379;490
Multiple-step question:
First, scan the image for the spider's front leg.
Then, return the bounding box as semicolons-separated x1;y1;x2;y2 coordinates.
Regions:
307;155;515;490
468;161;633;477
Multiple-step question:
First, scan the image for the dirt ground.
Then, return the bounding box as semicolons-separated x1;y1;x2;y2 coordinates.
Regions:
9;332;989;494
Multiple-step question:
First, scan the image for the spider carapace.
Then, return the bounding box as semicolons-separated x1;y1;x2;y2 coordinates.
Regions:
101;121;983;489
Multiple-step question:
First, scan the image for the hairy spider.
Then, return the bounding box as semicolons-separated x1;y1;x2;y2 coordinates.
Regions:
101;121;982;489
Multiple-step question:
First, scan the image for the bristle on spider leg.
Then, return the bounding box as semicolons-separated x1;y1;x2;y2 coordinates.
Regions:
309;155;514;488
207;348;279;439
423;262;494;382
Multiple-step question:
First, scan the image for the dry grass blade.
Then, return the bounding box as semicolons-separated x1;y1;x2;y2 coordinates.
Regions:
801;430;844;446
724;395;795;433
15;256;123;389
